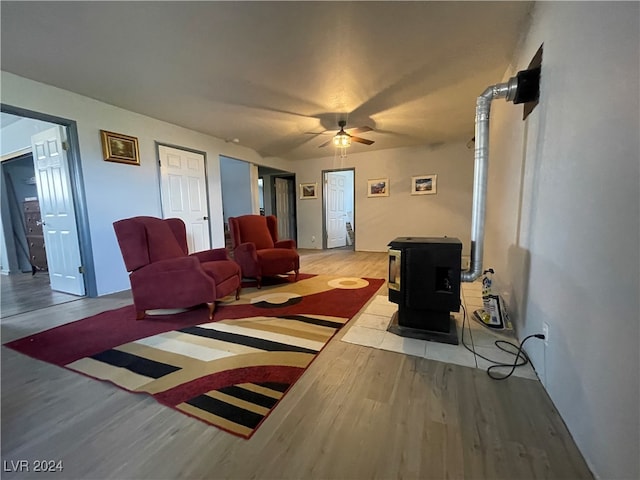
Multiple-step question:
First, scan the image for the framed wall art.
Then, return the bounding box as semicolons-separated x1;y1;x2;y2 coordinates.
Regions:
299;182;318;199
100;130;140;165
411;174;437;195
367;178;389;197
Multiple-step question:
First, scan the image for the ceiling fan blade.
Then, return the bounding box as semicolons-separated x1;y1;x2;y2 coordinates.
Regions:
348;126;373;134
351;136;375;145
318;139;333;148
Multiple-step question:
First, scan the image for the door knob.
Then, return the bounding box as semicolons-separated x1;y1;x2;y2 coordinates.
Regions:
203;216;209;220
36;220;45;226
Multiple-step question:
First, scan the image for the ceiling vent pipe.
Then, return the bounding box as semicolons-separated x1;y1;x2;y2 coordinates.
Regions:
461;66;540;282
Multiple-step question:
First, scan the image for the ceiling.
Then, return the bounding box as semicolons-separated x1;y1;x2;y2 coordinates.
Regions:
1;1;533;161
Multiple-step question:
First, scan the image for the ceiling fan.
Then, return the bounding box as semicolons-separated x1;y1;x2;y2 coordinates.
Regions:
317;120;375;148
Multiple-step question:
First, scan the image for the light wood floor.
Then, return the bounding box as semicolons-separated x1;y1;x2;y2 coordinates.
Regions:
1;271;83;318
1;249;593;479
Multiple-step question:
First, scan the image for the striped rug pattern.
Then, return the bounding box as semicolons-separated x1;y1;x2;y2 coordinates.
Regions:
67;314;346;437
7;275;385;438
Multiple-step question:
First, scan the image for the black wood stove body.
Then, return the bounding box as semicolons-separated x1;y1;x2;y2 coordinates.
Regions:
387;237;462;345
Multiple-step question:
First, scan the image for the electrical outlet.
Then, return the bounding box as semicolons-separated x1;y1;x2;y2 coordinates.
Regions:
311;235;316;243
542;322;549;346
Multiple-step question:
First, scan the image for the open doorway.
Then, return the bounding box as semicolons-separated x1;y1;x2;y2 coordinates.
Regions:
322;168;355;250
257;166;297;244
219;159;297;251
0;109;92;316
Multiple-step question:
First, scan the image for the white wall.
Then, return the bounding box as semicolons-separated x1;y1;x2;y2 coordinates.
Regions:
485;3;639;479
295;143;474;253
1;72;294;295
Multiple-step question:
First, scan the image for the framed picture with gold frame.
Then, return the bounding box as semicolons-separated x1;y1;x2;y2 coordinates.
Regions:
100;130;140;165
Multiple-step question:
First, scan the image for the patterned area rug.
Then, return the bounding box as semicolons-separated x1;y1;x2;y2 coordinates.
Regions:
6;274;384;438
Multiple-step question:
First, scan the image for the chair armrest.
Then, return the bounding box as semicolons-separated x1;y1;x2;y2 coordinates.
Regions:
191;248;229;263
275;239;296;249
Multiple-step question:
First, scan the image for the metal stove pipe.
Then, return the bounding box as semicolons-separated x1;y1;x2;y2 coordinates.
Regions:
461;76;519;282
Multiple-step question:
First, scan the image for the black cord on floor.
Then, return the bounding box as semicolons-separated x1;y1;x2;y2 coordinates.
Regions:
461;303;479;369
461;304;544;380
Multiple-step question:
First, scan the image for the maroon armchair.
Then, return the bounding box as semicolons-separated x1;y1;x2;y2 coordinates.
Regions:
228;215;299;288
113;216;241;320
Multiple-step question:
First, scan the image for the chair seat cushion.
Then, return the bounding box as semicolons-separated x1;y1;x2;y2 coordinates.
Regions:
256;248;299;275
201;260;241;285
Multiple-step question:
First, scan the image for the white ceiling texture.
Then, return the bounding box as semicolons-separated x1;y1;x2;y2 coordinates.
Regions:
1;1;533;161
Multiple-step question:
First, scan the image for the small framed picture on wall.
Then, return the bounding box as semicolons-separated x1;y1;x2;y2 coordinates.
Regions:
299;182;318;199
367;178;389;197
100;130;140;166
411;174;437;195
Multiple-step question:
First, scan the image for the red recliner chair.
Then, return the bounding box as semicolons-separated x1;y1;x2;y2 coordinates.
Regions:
228;215;299;288
113;216;241;320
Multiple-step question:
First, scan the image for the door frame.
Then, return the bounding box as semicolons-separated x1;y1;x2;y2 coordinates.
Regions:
321;168;355;250
1;104;96;297
155;142;212;248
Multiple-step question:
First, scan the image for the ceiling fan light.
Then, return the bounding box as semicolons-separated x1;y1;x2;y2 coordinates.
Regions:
333;132;351;147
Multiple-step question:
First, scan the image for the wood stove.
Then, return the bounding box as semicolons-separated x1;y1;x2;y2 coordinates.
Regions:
387;237;462;345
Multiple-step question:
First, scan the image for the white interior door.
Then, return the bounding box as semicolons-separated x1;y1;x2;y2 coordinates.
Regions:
30;126;85;295
326;172;347;249
274;177;291;239
158;145;210;253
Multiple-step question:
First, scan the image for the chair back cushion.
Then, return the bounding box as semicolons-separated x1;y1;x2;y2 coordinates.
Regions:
165;218;189;256
113;216;186;271
145;218;187;262
229;215;275;250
